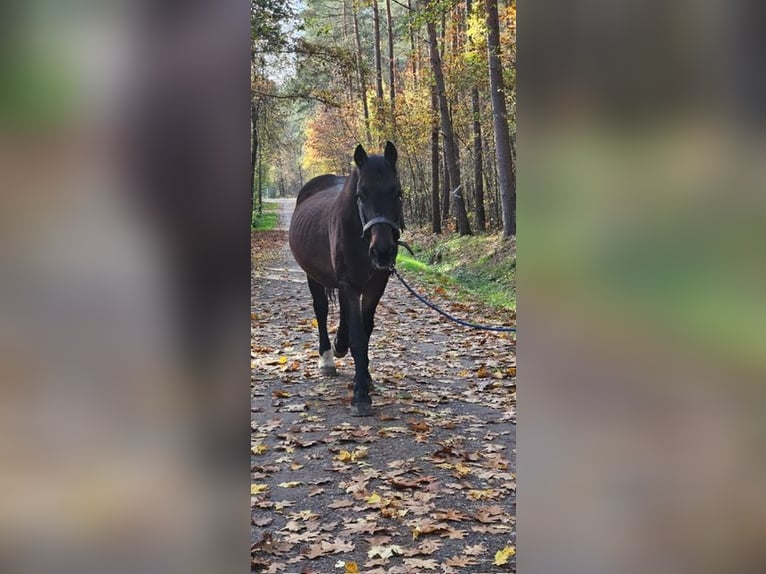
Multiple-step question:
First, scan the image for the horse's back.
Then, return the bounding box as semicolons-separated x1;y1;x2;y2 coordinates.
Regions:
290;174;346;287
295;174;345;205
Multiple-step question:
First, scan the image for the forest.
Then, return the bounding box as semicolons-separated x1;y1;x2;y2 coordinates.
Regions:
252;0;516;238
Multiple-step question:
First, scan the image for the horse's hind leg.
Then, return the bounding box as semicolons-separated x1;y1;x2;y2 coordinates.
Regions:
307;277;336;376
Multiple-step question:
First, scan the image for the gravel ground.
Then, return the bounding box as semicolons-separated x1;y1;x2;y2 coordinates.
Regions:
251;199;516;573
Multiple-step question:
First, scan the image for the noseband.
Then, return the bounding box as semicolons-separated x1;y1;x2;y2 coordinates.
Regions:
357;197;401;240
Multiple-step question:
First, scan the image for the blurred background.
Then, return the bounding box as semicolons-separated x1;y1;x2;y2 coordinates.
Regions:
2;0;765;573
520;1;766;573
0;1;250;573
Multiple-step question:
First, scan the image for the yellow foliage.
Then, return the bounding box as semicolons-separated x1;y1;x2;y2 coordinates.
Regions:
250;484;268;495
494;545;516;566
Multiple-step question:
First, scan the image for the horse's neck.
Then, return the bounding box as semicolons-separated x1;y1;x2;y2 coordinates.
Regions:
343;168;359;199
335;169;362;237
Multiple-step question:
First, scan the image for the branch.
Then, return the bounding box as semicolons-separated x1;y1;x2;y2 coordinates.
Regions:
251;89;341;107
391;0;415;10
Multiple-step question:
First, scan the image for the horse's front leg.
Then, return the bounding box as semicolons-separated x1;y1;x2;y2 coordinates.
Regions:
332;287;349;358
345;287;372;416
362;273;389;338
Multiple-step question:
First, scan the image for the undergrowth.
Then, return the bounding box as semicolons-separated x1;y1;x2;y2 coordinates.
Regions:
252;201;279;231
396;231;516;312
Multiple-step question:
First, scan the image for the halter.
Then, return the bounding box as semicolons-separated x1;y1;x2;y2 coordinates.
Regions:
357;197;401;240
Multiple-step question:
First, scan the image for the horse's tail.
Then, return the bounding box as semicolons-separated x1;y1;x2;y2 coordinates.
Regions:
325;287;337;307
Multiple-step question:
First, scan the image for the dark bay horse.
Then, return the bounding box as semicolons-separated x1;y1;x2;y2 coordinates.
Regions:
289;142;403;416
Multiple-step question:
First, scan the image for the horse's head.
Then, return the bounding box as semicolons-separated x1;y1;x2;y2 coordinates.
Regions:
354;141;404;271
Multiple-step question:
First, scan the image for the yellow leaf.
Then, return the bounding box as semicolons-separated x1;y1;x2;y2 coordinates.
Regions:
468;488;496;500
344;562;359;573
351;447;368;461
494;546;516;566
250;484;268;495
251;443;268;455
278;356;288;364
335;450;353;462
366;492;382;505
454;463;471;476
311;318;318;328
477;366;490;378
278;481;302;488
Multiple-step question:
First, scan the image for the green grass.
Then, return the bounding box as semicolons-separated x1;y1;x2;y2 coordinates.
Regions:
252;201;279;231
395;233;516;311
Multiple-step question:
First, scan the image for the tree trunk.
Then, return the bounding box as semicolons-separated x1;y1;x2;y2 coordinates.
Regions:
250;101;258;222
467;0;486;232
441;153;450;221
372;0;384;104
385;0;395;109
408;0;417;81
471;92;486;232
430;83;441;234
486;0;515;237
342;0;354;103
352;6;372;145
426;7;472;235
257;141;263;214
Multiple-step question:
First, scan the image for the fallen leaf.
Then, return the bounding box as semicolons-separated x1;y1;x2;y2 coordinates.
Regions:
445;555;478;567
251;484;269;495
367;545;403;559
494;545;516;565
403;557;438;570
277;481;302;488
463;543;487;556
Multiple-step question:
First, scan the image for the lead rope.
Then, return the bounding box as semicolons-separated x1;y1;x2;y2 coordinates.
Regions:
391;246;516;333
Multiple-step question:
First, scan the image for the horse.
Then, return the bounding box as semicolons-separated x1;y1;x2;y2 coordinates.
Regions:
289;142;404;416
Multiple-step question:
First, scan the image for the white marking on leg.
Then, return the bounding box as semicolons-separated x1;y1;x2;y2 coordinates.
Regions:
319;350;335;370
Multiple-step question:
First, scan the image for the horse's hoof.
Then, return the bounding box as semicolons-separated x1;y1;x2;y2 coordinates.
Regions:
350;402;373;417
318;350;336;376
332;340;348;358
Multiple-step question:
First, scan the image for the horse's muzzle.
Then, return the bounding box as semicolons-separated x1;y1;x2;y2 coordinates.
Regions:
369;243;398;270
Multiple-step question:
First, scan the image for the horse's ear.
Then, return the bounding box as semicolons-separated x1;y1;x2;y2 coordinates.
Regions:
354;144;368;168
384;141;397;166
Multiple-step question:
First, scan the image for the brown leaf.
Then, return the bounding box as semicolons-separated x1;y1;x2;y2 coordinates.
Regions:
463;543;487;556
444;555;478;568
402;558;439;570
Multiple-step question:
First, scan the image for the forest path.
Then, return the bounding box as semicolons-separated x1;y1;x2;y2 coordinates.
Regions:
251;199;516;573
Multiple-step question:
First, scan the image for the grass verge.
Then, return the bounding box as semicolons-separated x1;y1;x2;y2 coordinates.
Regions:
252;201;279;231
396;231;516;312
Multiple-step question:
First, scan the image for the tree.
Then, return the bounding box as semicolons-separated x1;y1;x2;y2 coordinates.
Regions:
352;2;372;144
385;0;396;109
467;0;486;231
486;0;515;237
430;83;441;233
372;0;385;104
425;1;472;235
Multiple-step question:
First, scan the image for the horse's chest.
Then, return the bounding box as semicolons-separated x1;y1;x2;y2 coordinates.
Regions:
331;236;375;289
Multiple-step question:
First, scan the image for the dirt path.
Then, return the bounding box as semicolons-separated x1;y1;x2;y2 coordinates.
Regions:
252;199;516;573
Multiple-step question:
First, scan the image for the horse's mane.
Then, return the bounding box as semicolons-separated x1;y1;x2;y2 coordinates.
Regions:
295;174;347;204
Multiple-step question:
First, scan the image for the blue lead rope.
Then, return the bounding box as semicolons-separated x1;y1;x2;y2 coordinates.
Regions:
391;267;517;333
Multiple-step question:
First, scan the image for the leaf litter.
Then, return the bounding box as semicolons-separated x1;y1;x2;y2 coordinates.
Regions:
252;203;515;572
